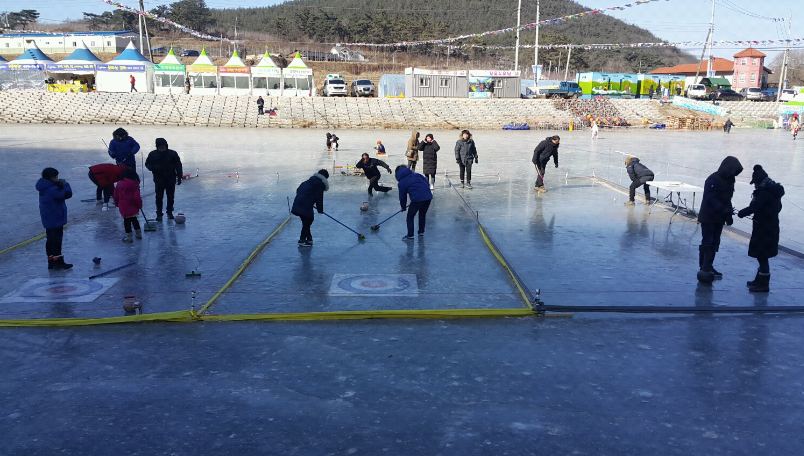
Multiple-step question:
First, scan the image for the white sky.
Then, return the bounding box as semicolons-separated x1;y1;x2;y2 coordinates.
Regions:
9;0;801;61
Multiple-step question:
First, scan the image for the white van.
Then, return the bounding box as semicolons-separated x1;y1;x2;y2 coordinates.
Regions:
780;89;798;102
685;84;708;99
323;74;348;97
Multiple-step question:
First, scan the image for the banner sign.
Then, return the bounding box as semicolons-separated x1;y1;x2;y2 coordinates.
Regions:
46;63;95;72
469;70;521;78
0;63;45;71
219;66;250;74
188;65;217;73
283;68;313;76
407;68;467;76
96;64;146;72
251;67;281;76
153;64;185;72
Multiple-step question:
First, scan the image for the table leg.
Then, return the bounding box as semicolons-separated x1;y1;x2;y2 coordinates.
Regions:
669;191;681;224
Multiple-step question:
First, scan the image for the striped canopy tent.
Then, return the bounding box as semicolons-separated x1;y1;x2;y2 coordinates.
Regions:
251;49;282;96
96;41;154;93
281;52;314;97
219;50;250;95
154;47;187;94
188;46;218;94
1;41;51;91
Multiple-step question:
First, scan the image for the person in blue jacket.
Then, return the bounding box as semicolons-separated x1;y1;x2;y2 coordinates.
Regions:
108;128;140;170
396;165;433;241
36;167;73;270
290;169;329;247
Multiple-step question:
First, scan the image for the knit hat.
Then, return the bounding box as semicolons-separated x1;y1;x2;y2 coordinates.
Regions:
318;169;329;179
749;165;768;185
155;138;168;148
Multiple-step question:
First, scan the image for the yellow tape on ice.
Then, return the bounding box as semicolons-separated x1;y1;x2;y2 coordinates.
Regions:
198;217;291;315
478;225;533;309
199;308;553;321
0;310;197;327
0;233;46;256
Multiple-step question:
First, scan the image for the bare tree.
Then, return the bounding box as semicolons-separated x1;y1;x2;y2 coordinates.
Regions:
770;50;804;88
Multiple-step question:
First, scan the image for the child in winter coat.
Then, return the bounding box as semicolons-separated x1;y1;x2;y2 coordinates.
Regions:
36;167;73;270
113;167;143;243
108;128;140;170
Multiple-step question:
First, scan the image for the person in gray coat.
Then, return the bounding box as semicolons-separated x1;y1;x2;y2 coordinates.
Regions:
625;156;655;205
454;129;478;189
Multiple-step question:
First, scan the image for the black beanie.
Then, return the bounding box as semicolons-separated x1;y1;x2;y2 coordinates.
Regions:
155;138;168;148
41;167;59;180
750;165;768;185
318;169;329;179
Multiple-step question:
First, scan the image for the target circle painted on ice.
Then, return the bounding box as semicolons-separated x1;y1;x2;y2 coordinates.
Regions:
0;278;118;304
329;274;419;297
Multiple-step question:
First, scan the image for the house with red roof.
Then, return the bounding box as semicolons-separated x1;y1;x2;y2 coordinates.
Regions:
649;47;772;90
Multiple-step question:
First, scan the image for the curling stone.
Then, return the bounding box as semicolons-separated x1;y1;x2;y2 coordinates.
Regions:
123;295;142;313
696;270;715;284
360;202;369;212
174;213;186;224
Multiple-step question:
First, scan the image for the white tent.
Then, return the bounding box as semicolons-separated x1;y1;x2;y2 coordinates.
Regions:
96;41;153;93
219;50;250;95
1;41;52;91
188;47;218;95
251;50;282;96
281;52;314;97
45;41;100;92
153;47;186;94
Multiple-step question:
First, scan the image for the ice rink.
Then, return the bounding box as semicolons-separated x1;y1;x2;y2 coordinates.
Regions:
1;124;803;454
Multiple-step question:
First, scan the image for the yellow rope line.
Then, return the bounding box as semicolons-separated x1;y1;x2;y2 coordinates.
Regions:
0;310;196;327
0;233;46;256
477;225;533;309
197;216;291;315
196;308;564;321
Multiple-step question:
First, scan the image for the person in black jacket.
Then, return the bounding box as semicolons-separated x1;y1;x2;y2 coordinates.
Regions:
737;165;785;292
624;156;655;205
454;130;478;189
257;96;264;115
697;156;743;283
291;170;330;247
356;153;392;196
418;134;440;190
532;136;560;192
723;118;734;133
144;138;183;222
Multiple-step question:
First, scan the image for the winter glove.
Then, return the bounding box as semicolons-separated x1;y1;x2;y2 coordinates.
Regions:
456;160;461;165
401;207;406;212
176;177;182;185
387;168;392;174
474;157;478;164
737;208;749;218
56;179;65;189
726;215;734;226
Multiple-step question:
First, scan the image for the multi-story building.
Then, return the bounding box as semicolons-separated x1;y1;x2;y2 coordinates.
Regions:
0;31;139;55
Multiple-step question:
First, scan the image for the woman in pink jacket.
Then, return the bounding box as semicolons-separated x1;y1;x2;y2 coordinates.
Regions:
113;168;143;243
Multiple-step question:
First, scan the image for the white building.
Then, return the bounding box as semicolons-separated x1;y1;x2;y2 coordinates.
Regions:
0;31;139;55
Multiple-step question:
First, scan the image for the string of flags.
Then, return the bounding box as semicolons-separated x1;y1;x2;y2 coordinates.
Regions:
337;0;669;47
452;38;804;50
96;0;244;43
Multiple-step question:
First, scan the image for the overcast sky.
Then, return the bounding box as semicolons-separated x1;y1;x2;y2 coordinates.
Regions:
14;0;801;61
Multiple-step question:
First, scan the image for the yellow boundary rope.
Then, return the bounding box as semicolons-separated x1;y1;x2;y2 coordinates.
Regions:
197;216;291;315
478;225;533;310
0;233;46;256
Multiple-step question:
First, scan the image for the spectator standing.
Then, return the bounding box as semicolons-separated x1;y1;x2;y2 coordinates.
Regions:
406;131;420;171
454;130;478;189
418;134;440;190
145;138;183;222
36;167;73;270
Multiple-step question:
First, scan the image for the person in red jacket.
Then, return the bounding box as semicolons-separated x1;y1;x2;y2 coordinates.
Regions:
88;163;126;211
113;168;143;242
130;74;137;92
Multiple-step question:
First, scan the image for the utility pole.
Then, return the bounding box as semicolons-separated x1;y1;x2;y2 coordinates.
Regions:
564;45;572;81
137;0;144;53
534;0;540;83
514;0;522;71
139;0;153;62
776;14;793;103
695;0;716;84
234;16;238;54
706;0;715;80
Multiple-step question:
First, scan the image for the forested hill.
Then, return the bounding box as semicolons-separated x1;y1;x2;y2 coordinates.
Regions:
210;0;694;73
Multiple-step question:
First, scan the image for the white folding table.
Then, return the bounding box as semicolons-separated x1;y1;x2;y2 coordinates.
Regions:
647;181;704;223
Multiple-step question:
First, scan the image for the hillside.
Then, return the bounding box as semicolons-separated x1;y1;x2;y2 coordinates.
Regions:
209;0;694;73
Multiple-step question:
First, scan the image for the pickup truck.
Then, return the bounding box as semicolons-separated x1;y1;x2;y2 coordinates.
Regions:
541;81;582;99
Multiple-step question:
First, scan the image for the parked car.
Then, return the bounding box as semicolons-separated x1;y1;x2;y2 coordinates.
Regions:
323;74;348;97
350;79;375;97
760;91;775;102
739;87;764;101
541;81;582;99
685;84;708;99
780;89;798;102
180;50;200;57
710;89;744;101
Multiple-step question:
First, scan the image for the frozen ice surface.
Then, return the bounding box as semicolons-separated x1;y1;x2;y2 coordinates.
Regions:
0;124;802;319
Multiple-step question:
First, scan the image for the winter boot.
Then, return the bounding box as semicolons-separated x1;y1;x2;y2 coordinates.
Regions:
122;232;133;243
167;212;174;220
710;251;722;279
47;256;54;270
156;213;163;222
52;256;73;270
625;200;635;206
102;203;109;211
747;270;761;287
460;181;465;188
466;182;473;189
135;229;142;240
748;273;770;293
697;247;716;284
